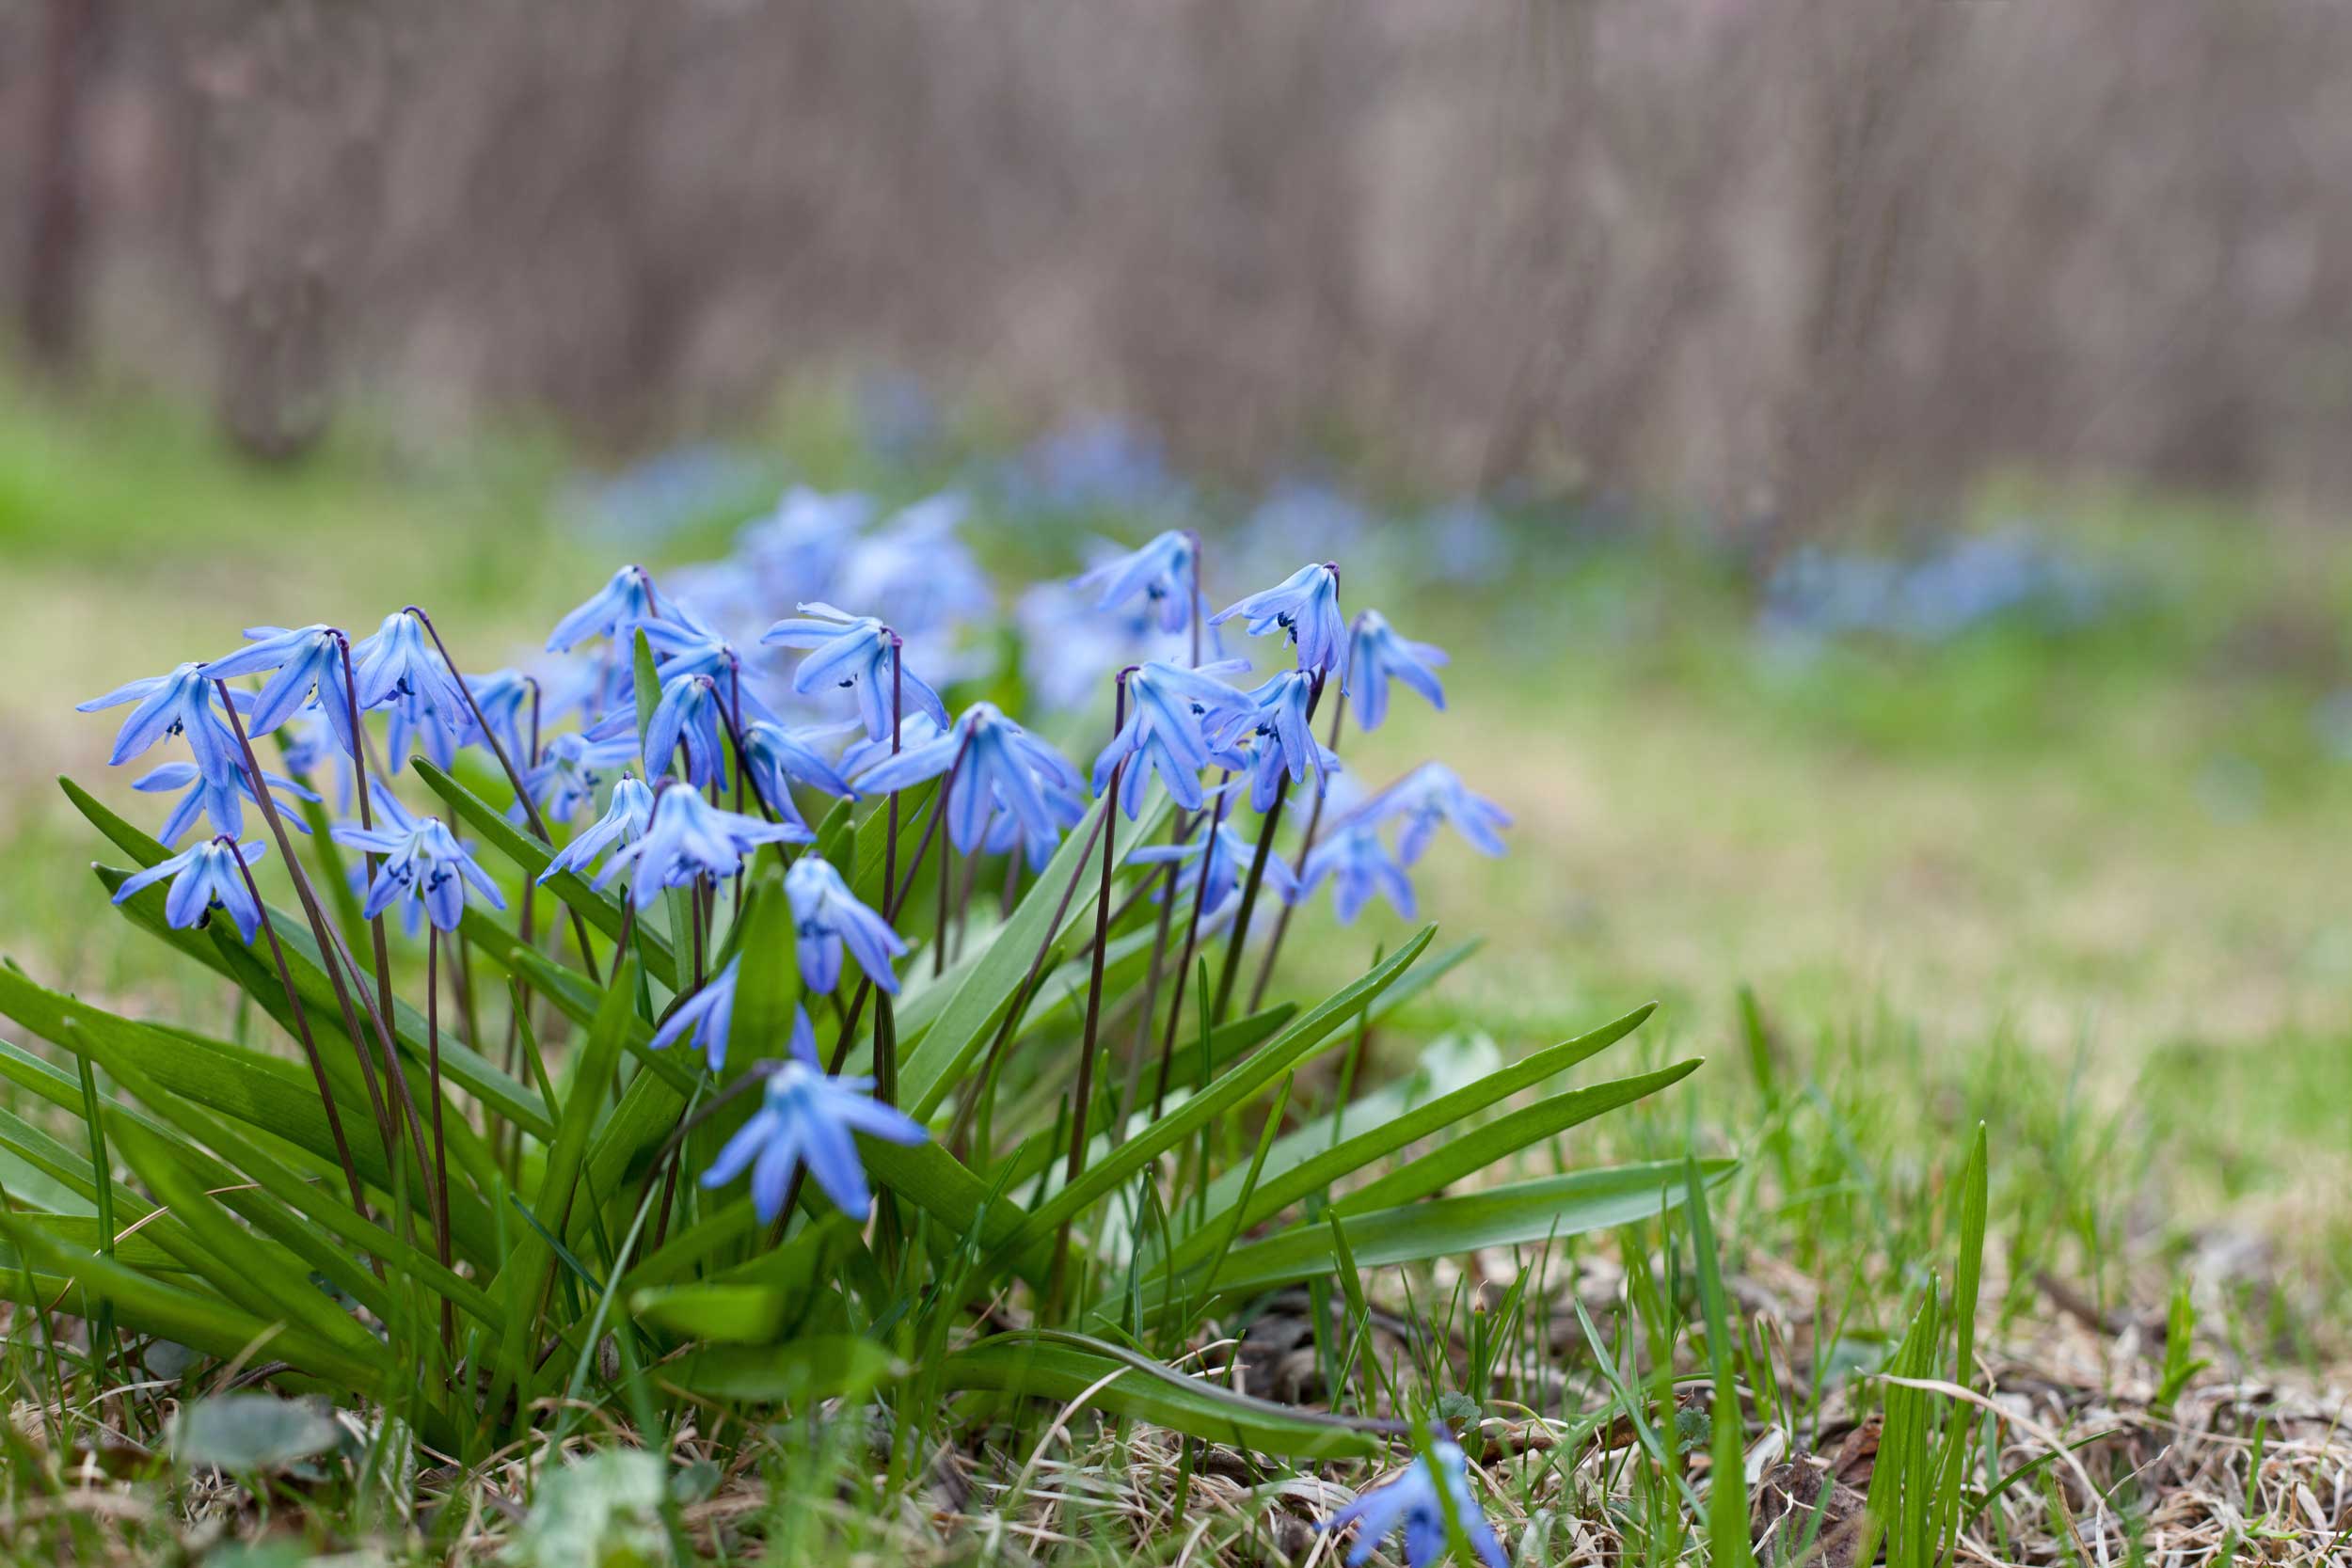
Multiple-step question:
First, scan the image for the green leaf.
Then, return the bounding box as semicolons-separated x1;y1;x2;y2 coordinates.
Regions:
669;1336;897;1405
940;1330;1389;1459
897;789;1172;1117
1009;929;1437;1255
1145;1159;1737;1309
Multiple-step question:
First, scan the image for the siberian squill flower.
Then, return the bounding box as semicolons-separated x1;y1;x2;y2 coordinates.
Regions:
111;839;268;944
385;684;460;773
540;775;655;884
639;673;730;790
838;713;941;781
461;668;533;762
1353;763;1511;864
275;706;355;812
699;1009;927;1220
1090;658;1255;817
596;786;809;909
981;784;1087;870
1345;610;1448;731
77;663;245;785
1074;529;1197;633
784;855;907;995
831;493;993;641
135;760;316;846
650;953;742;1071
333;813;507;933
350;610;469;759
1321;1438;1508;1568
737;486;872;601
200;625;358;753
1209;671;1340;811
632;602;769;692
1298;821;1415;924
850;703;1086;866
1212;562;1346;674
740;719;856;806
546;563;678;653
760;603;950;741
1130;817;1296;921
521;731;639;825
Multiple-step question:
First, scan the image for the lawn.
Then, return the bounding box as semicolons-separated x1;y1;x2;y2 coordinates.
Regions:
2;380;2347;1562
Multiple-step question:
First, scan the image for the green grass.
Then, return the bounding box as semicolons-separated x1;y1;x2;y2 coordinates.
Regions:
1;379;2347;1562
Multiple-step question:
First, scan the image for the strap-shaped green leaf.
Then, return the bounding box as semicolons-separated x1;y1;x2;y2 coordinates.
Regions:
940;1329;1391;1459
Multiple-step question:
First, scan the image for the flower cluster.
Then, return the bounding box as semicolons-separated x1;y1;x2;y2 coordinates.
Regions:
72;482;1508;1235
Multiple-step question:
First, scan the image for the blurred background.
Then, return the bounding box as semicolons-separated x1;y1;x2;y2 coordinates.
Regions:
4;0;2351;1288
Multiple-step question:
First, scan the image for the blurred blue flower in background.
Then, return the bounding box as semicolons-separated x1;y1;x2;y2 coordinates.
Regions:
522;731;639;824
1353;762;1511;863
1321;1438;1507;1568
1345;610;1447;731
831;493;994;644
1003;415;1181;515
1074;529;1197;634
1299;820;1416;924
1130;816;1296;921
736;486;874;607
565;444;771;542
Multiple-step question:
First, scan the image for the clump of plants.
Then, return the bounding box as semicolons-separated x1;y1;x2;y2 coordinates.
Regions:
1;502;1712;1560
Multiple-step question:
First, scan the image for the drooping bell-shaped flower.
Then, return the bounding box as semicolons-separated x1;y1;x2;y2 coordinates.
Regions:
1351;763;1511;864
111;839;269;944
650;953;742;1072
540;775;656;884
461;668;534;762
1090;658;1255;817
77;663;246;786
200;625;358;755
1298;821;1415;924
596;785;809;909
1074;529;1197;634
521;731;640;825
546;564;678;653
333;813;507;933
1129;817;1296;922
698;1009;928;1220
1208;671;1340;812
784;854;908;995
1321;1438;1508;1568
740;719;856;805
135;761;317;847
1212;562;1346;674
1343;610;1448;731
349;611;469;719
851;703;1086;865
760;602;951;741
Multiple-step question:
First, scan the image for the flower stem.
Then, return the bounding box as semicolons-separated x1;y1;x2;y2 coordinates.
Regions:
1151;782;1228;1118
401;607;601;984
426;926;454;1353
1248;628;1356;1012
1064;672;1133;1185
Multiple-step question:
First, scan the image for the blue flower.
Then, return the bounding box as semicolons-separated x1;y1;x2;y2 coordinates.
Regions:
785;854;908;994
350;611;469;721
698;1012;928;1219
741;719;856;805
650;954;742;1072
1322;1439;1508;1568
1090;658;1256;817
838;713;941;780
522;731;640;824
1074;530;1197;633
461;669;533;762
1129;817;1296;921
761;602;951;741
274;706;355;812
384;684;461;774
1212;562;1346;674
980;786;1087;870
540;775;656;883
597;786;810;909
851;703;1087;866
736;486;872;602
1299;821;1415;924
832;494;994;642
1208;671;1340;812
546;564;679;652
1345;610;1447;731
111;839;269;944
641;673;730;790
333;814;507;933
200;625;358;755
1354;763;1511;864
77;663;246;785
135;761;317;846
632;602;771;693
